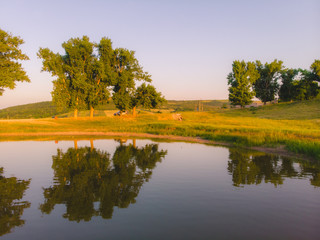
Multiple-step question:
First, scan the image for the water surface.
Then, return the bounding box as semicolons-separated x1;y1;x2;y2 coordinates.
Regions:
0;139;319;239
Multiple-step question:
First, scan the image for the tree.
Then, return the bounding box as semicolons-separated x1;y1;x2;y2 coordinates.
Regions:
292;69;319;100
0;29;30;95
112;48;152;113
254;59;283;105
227;60;260;108
131;83;166;116
279;68;299;102
38;36;112;118
311;59;320;81
86;37;114;118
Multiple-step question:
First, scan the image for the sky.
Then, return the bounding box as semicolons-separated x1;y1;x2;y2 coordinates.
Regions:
1;0;319;109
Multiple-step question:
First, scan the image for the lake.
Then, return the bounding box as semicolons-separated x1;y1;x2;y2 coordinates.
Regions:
0;139;319;239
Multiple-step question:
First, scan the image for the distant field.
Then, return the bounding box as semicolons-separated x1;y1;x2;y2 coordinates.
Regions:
0;100;229;119
0;99;319;120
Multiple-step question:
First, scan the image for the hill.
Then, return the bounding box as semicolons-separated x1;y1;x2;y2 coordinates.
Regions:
0;99;318;120
222;99;320;120
0;100;228;119
0;101;68;119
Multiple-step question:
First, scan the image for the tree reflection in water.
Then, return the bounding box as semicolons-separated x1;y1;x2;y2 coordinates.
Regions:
0;167;31;236
228;148;320;187
40;140;167;222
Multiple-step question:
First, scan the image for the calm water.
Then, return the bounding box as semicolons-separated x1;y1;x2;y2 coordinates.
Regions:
0;139;319;240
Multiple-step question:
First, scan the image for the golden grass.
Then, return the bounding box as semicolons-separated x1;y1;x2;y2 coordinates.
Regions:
0;111;319;159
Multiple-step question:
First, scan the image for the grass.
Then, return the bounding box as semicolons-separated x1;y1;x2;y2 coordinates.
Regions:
223;99;320;120
0;99;319;160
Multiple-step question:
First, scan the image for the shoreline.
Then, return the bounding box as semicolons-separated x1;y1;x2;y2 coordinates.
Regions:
0;131;310;161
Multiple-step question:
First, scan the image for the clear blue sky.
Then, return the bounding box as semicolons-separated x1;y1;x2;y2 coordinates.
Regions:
1;0;319;108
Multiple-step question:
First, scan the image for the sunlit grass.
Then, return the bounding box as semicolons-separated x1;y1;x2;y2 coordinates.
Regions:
0;110;319;159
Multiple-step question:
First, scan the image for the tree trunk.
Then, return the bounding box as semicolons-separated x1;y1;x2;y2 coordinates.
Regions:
74;140;78;150
74;109;78;118
132;106;137;117
90;139;94;151
264;101;266;105
133;139;136;148
90;106;94;119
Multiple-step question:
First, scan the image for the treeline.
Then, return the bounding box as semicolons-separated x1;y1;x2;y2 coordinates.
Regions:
227;59;320;107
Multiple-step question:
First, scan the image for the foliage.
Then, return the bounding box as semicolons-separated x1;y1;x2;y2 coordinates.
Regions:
0;28;30;96
132;83;166;111
40;143;167;221
279;60;320;102
227;60;260;107
254;59;283;104
38;36;112;117
38;36;160;116
0;167;31;236
310;59;320;81
279;69;299;102
112;48;152;112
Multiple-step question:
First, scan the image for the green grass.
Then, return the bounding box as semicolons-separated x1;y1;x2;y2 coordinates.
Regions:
222;99;320;120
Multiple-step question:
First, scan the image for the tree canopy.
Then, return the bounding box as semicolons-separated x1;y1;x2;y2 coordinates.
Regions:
228;59;320;106
131;83;166;116
311;59;320;81
111;48;152;112
38;36;113;118
227;60;260;107
254;59;283;104
0;29;30;96
278;68;299;102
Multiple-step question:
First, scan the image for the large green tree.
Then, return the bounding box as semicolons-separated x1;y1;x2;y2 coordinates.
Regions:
0;29;30;95
254;59;283;105
38;36;112;118
227;60;260;108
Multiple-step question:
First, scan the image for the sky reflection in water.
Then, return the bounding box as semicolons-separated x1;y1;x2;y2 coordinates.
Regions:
0;139;319;240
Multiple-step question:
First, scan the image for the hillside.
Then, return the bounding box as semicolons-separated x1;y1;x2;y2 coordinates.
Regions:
0;101;68;119
222;99;320;120
0;99;319;120
0;100;228;119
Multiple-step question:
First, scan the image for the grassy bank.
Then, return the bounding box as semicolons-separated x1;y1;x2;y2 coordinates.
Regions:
0;108;319;159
